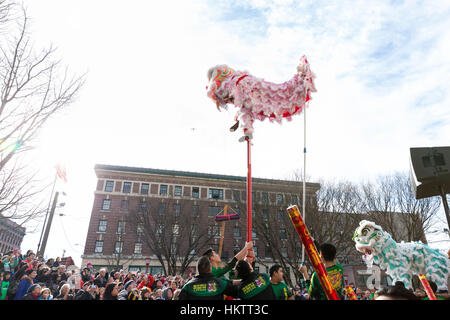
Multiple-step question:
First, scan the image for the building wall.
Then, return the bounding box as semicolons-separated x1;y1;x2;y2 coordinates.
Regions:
0;217;26;254
81;164;320;276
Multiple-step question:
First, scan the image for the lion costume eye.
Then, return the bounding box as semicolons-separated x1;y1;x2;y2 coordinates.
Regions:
362;228;369;236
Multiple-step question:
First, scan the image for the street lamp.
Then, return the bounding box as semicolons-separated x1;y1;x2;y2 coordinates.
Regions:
145;257;151;274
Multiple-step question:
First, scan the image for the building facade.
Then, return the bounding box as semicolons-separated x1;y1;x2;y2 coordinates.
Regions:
81;164;320;276
0;216;26;254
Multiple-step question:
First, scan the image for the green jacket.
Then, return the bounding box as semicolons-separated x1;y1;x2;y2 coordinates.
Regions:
212;257;238;280
0;281;10;300
179;273;238;300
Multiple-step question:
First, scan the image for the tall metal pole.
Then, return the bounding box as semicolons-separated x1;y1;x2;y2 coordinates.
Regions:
301;104;306;263
37;173;58;254
246;137;252;243
37;191;59;258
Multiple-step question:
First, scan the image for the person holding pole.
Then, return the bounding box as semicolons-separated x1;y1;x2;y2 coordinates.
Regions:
202;241;253;282
300;243;345;300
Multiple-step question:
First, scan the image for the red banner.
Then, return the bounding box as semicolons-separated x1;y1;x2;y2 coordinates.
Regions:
286;205;340;300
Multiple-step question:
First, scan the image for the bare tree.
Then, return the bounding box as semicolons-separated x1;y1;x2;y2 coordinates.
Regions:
127;197;216;277
0;1;85;223
363;172;440;242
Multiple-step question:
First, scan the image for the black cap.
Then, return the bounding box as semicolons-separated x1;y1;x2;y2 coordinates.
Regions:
202;248;213;257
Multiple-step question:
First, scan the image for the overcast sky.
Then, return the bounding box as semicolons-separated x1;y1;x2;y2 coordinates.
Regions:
15;0;450;265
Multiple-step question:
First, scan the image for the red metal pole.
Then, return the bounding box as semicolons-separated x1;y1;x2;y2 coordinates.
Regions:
246;137;252;242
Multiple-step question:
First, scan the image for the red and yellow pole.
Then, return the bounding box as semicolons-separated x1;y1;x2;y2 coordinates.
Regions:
418;274;437;300
286;205;340;300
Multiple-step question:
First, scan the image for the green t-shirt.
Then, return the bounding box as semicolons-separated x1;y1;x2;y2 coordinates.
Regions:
212;257;237;280
308;263;344;300
271;281;293;300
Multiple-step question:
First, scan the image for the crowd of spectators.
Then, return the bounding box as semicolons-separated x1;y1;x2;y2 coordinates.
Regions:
1;247;448;301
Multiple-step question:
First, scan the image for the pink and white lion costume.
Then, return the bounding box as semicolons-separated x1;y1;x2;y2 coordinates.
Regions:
206;56;316;140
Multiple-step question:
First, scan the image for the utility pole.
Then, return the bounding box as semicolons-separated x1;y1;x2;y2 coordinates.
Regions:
37;191;59;257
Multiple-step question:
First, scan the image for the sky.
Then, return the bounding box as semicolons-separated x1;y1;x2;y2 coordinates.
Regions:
10;0;450;265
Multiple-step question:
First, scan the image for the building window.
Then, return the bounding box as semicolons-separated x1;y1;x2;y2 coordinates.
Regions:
114;241;123;254
278;210;284;221
208;206;221;218
117;221;126;234
139;201;147;212
98;220;107;233
102;199;111;211
94;241;104;253
156;224;163;235
137;223;144;236
291;194;298;205
121;199;129;210
277;194;283;205
265;246;272;258
134;242;143;255
192;205;199;217
192;187;199;198
253;246;258;257
123;182;132;193
209;188;223;200
262;192;269;204
208;225;220;237
262;209;268;221
140;183;149;195
174;186;182;197
280;228;287;240
160;184;168;195
232;190;241;202
192;224;199;237
172;224;180;235
159;203;166;214
281;247;288;258
233;227;241;238
174;203;181;216
104;180;114;192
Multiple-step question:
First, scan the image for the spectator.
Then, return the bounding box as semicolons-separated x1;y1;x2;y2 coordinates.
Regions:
140;286;152;300
93;268;108;288
38;287;53;300
269;264;294;300
14;269;37;300
103;283;119;300
74;281;96;300
162;287;173;300
118;280;136;300
21;283;41;300
375;283;419;300
54;283;74;300
0;271;11;300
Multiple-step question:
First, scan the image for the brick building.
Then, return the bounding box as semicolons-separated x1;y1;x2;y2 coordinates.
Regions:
0;216;26;254
81;164;320;275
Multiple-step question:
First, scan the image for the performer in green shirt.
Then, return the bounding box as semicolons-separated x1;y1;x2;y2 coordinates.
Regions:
300;243;345;300
202;241;252;282
269;264;294;300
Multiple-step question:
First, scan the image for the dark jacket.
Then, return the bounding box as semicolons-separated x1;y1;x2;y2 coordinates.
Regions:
179;272;237;300
93;275;108;288
74;289;95;300
21;293;39;300
236;272;275;300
